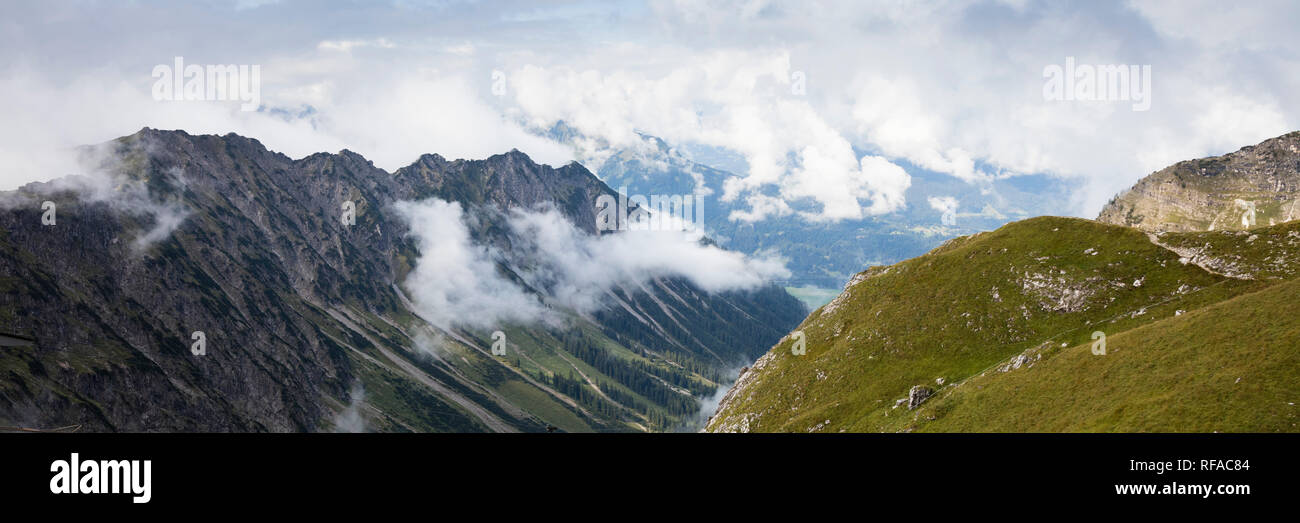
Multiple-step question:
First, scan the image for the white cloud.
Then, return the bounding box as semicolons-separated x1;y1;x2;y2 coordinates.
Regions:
0;57;573;191
4;0;1298;220
632;0;1297;216
393;199;549;330
316;38;395;52
1127;0;1300;51
506;53;914;222
394;199;788;330
506;206;790;313
928;196;959;216
0;141;192;250
332;383;367;433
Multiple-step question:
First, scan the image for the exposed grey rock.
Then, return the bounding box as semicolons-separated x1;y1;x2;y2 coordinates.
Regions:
907;385;933;410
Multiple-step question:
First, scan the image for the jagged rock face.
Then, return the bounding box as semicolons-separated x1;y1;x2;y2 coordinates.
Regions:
1097;131;1300;232
0;129;804;432
392;150;610;235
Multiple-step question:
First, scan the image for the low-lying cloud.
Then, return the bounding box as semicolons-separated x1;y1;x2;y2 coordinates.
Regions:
508;57;915;222
332;383;367;433
507;206;789;312
1;142;191;250
394;198;789;330
392;199;548;330
9;1;1300;221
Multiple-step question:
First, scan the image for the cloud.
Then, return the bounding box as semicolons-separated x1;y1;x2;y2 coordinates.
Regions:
633;0;1297;216
2;140;192;250
393;199;549;330
0;54;573;191
130;200;190;251
927;195;959;228
506;54;914;222
928;196;959;216
412;329;449;362
316;38;395;52
393;198;789;329
4;0;1298;219
332;383;367;433
676;362;748;433
1128;0;1300;51
506;206;790;313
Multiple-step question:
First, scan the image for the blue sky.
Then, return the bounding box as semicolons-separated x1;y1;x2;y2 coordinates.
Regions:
2;0;1297;221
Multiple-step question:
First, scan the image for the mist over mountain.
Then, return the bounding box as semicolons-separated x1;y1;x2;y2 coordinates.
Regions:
0;128;804;432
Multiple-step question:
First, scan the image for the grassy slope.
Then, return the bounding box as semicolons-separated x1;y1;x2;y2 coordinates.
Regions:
913;276;1300;432
709;216;1300;433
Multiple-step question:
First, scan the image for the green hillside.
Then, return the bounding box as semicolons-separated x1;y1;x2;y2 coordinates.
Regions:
910;275;1300;432
707;217;1300;433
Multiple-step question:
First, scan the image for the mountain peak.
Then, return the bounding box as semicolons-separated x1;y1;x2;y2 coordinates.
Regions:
1097;130;1300;232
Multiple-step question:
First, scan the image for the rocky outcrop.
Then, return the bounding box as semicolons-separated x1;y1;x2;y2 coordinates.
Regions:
907;386;933;410
1098;131;1300;232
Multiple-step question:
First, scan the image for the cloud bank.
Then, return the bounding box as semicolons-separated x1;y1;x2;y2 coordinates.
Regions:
393;199;548;330
507;205;790;312
394;198;788;330
1;142;192;250
3;0;1298;220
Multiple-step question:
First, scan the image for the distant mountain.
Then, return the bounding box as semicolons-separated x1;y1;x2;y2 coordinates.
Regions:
0;128;804;432
562;125;1075;293
1098;131;1300;232
707;133;1300;433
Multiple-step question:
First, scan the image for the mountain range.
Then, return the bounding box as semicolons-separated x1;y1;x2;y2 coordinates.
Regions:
0;128;804;432
6;126;1297;434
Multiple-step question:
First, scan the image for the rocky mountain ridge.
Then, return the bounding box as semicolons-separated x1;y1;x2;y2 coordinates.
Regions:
0;128;804;432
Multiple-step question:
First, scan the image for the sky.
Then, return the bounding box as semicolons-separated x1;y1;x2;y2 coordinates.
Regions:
1;0;1297;221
